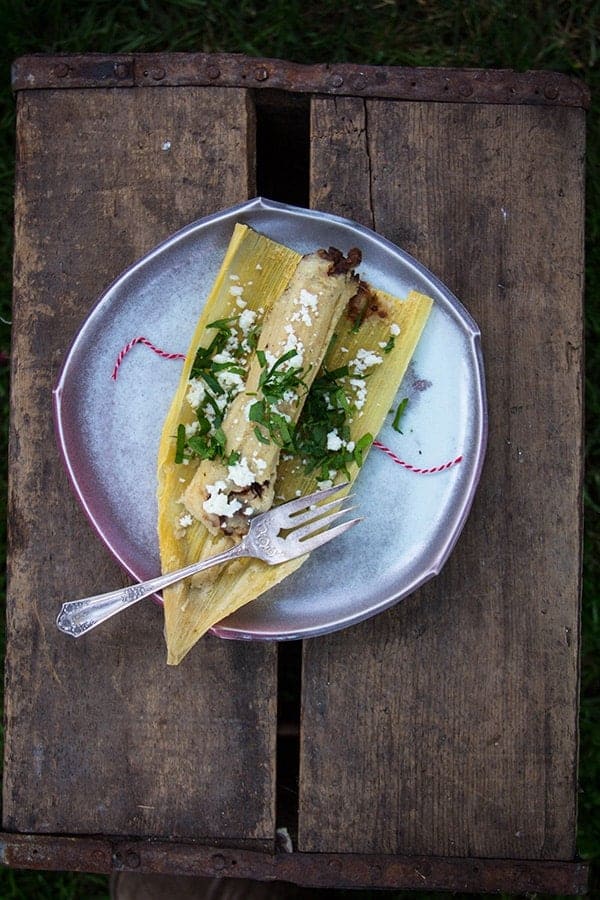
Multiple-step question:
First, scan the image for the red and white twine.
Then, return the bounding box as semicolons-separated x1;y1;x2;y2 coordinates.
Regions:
111;336;185;380
372;440;463;474
112;336;463;475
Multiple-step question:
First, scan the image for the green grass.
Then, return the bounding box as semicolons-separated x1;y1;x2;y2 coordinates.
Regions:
0;867;108;899
1;1;598;897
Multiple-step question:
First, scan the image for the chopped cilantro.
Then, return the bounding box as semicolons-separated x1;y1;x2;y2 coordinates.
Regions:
254;426;270;445
352;432;373;466
248;349;308;447
392;397;409;432
206;315;239;331
292;366;372;479
174;423;186;464
351;296;369;333
186;423;226;461
176;314;248;464
176;314;377;481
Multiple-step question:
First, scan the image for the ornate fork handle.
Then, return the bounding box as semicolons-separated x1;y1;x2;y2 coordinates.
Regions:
56;542;247;638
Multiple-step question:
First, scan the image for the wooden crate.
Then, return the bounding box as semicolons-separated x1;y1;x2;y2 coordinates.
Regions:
3;54;589;894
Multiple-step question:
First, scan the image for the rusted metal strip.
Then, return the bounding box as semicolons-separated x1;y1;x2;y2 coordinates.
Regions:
12;54;135;88
11;53;590;109
0;834;589;894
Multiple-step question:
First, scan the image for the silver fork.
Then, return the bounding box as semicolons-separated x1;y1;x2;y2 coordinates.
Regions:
56;482;360;638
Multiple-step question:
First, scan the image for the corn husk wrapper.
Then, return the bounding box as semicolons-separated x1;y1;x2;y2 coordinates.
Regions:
157;224;432;664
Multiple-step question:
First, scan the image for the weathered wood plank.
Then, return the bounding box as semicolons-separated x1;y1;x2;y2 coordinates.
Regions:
310;96;374;229
301;98;584;858
4;86;278;845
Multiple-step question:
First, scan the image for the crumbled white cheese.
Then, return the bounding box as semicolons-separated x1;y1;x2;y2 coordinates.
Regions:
291;288;319;326
326;430;343;451
224;337;239;358
390;322;401;336
178;513;193;528
203;403;216;424
185;421;199;437
349;376;368;410
300;288;318;310
264;349;278;369
212;351;231;365
227;456;256;488
203;481;243;518
236;297;247;309
239;308;257;335
350;347;383;375
229;274;240;281
214;392;229;412
186;378;205;409
229;285;244;297
281;324;304;367
217;368;245;394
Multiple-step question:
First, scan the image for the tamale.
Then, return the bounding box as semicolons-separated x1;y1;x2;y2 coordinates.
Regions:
157;225;433;664
182;246;361;536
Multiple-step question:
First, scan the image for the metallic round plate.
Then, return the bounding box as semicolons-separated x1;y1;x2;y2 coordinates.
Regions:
53;197;487;640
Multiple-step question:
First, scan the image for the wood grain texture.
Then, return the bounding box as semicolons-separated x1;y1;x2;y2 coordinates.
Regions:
301;98;584;859
4;86;278;845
